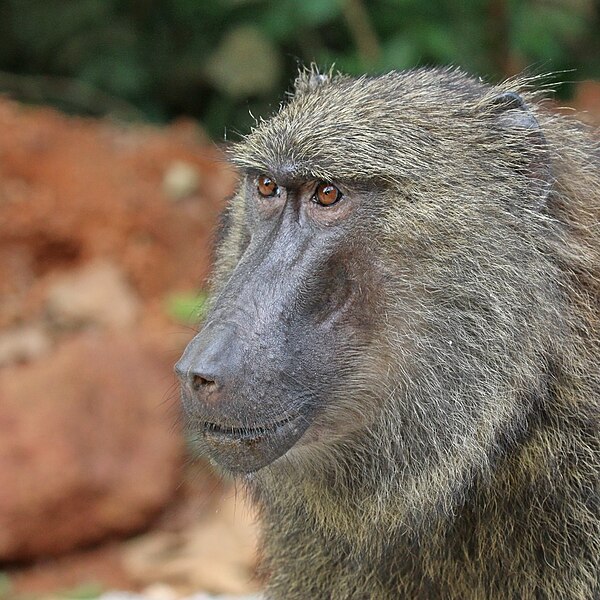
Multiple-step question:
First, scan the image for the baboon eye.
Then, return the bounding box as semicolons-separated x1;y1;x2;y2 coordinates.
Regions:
314;182;342;206
257;175;280;198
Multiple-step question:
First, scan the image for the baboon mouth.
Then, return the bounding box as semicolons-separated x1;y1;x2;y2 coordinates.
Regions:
203;415;298;440
199;412;309;473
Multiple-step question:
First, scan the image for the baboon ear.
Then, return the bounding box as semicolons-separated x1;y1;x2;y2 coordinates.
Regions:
294;66;331;96
492;91;552;208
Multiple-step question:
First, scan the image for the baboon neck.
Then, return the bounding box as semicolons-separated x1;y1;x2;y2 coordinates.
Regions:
252;389;599;599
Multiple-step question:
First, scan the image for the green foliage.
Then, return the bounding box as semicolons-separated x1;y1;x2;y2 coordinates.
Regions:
0;573;11;600
0;574;103;600
165;291;209;324
59;583;104;600
0;0;598;137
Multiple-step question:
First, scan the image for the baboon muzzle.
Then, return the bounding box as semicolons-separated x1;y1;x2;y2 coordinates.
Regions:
176;216;351;473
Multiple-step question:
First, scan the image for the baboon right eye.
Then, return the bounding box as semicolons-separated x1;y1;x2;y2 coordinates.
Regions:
257;175;280;198
314;182;343;207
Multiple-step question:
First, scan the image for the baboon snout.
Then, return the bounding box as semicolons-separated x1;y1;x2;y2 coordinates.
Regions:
175;223;370;472
176;314;317;473
175;323;236;409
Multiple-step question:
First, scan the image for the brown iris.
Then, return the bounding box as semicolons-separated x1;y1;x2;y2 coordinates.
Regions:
315;182;342;206
257;175;279;197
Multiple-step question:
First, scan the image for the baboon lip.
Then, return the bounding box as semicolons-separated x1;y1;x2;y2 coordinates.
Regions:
199;412;309;473
202;414;298;440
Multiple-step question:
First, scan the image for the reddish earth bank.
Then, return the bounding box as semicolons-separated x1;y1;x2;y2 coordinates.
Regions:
0;98;259;596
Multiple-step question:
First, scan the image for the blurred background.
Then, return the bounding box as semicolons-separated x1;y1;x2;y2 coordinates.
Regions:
0;1;599;599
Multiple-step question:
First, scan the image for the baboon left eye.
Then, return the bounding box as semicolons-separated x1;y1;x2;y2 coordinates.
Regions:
257;175;280;198
314;182;342;206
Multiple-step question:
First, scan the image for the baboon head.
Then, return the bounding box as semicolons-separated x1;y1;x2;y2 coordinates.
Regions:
176;68;561;506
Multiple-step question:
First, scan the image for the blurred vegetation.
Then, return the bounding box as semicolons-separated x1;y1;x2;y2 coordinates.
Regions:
165;291;209;325
0;576;104;600
0;0;597;138
58;583;103;600
0;573;11;600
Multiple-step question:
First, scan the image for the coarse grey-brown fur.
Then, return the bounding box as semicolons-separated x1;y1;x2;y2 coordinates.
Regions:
209;67;600;599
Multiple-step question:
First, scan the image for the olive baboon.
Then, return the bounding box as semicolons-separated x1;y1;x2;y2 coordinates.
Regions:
176;67;600;599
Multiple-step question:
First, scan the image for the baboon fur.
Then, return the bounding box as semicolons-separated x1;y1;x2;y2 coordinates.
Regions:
206;68;600;599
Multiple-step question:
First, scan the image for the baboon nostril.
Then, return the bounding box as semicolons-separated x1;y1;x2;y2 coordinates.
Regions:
192;373;216;391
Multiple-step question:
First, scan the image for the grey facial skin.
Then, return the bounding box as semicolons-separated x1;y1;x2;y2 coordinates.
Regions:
176;174;380;473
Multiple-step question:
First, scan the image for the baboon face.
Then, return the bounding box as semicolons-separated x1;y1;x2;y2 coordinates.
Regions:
176;170;384;473
177;69;556;480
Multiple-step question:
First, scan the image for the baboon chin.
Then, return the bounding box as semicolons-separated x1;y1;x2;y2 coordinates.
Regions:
177;67;600;599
